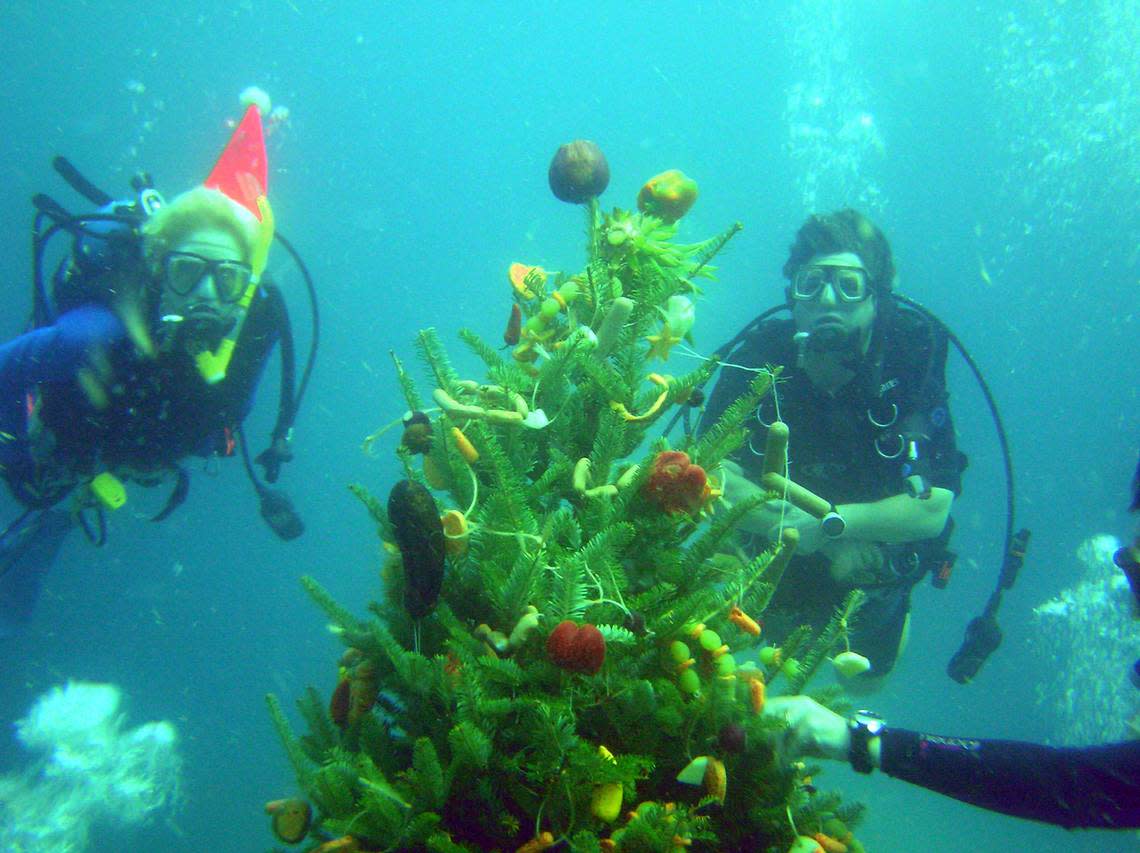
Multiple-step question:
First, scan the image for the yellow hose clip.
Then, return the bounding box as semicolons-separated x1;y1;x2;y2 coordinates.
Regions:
90;472;127;510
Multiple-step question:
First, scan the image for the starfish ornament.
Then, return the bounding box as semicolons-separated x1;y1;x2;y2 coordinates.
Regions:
645;321;684;361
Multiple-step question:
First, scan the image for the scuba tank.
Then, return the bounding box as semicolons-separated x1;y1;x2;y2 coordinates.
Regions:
33;159;163;328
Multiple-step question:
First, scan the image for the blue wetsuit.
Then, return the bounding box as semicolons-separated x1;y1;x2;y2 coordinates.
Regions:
0;292;281;634
0;305;128;507
1;293;279;505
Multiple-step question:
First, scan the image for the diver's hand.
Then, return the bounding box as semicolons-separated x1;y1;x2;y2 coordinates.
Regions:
719;460;760;503
112;292;157;358
720;461;775;533
821;539;885;585
763;695;850;763
766;502;825;554
719;462;827;551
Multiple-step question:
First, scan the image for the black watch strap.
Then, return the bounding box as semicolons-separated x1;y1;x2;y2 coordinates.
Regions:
848;713;884;774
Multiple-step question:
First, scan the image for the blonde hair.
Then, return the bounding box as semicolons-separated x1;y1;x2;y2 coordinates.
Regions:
142;186;260;267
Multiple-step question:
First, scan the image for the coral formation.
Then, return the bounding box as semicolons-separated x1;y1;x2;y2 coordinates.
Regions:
268;153;866;851
0;682;181;852
1032;534;1140;745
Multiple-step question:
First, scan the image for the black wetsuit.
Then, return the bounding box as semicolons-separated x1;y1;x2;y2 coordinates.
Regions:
701;306;965;673
881;728;1140;828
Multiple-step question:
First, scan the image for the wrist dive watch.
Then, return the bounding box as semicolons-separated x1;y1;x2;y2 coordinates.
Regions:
848;710;885;774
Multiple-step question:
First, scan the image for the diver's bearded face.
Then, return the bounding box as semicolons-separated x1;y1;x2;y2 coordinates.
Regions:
791;252;878;356
157;228;248;353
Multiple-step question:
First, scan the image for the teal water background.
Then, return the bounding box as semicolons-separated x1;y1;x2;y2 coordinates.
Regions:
1;2;1137;850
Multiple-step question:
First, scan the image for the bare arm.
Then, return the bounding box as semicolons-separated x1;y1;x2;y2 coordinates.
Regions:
836;488;954;544
721;460;953;546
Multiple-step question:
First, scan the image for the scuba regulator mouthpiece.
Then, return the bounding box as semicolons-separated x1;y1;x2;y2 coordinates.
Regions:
159;308;233;359
794;331;809;367
807;323;855;354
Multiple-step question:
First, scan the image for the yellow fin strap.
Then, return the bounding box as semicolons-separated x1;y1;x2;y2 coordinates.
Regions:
196;195;275;384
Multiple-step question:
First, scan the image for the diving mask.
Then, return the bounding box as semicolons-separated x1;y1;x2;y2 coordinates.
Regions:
792;264;871;303
162;251;253;304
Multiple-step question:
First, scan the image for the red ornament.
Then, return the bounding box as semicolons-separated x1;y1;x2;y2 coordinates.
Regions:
329;676;351;728
348;660;380;725
330;649;379;729
573;624;606;674
546;620;580;668
503;303;522;346
642;450;710;515
546;620;606;674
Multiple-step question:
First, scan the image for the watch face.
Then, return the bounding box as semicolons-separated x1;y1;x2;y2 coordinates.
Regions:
854;711;885;734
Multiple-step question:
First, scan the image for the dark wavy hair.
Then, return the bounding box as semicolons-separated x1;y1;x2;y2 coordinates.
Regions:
781;208;896;294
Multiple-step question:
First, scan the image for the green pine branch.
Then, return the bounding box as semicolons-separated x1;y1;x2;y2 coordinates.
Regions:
788;589;866;694
348;482;394;542
296;685;340;760
266;692;316;787
689;368;778;469
457;327;507;373
495;550;546;626
681;493;765;576
530;450;574;505
301;574;362;634
547;554;589;622
416;327;462;392
685;221;744;281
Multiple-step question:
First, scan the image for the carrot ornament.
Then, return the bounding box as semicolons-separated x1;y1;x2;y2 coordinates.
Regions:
728;604;761;637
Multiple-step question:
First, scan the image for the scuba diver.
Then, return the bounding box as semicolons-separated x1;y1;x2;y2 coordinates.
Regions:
0;104;317;637
690;208;1030;685
762;453;1140;830
698;209;969;685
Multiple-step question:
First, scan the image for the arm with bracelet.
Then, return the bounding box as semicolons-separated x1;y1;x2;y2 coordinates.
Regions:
759;468;953;545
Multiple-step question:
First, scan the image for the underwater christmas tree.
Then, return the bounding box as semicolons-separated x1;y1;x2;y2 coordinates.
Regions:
267;143;868;853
